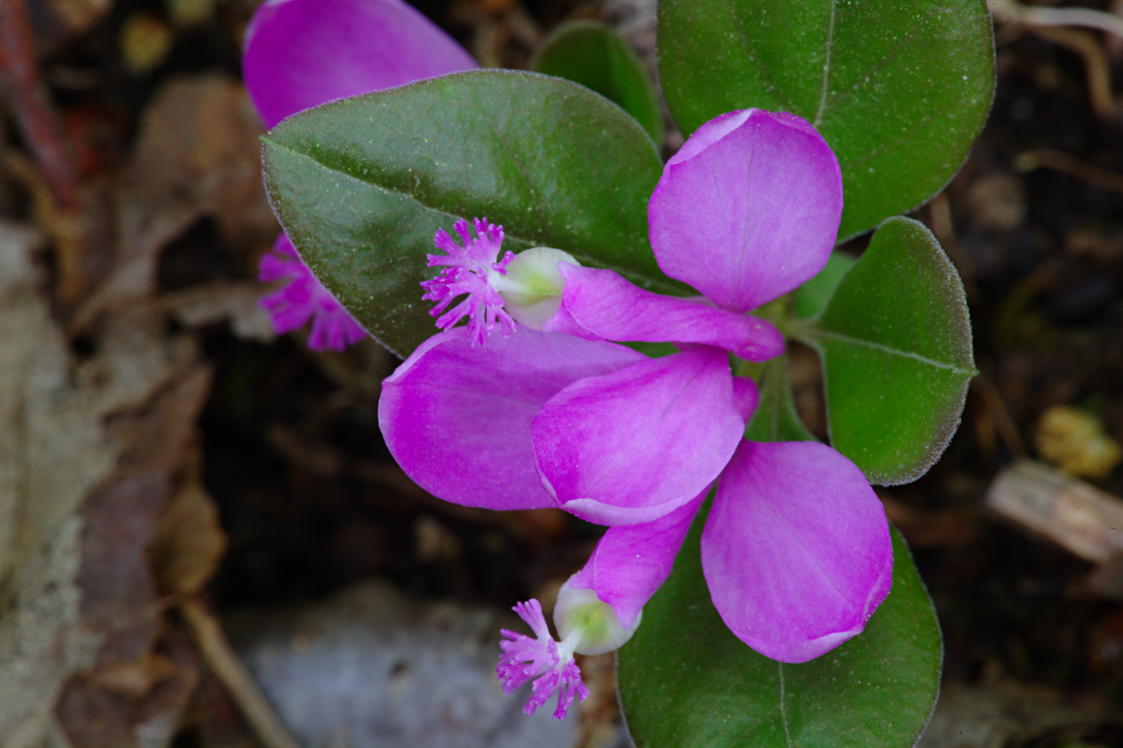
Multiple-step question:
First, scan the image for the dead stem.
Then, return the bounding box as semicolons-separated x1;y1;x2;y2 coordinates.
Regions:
989;0;1123;40
1016;148;1123;193
989;0;1119;116
181;597;302;748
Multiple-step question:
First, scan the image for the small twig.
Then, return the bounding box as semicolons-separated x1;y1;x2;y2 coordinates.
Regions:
1026;24;1116;116
989;0;1120;116
989;0;1123;41
974;372;1027;458
928;192;975;284
181;597;302;748
1016;148;1123;194
986;460;1123;564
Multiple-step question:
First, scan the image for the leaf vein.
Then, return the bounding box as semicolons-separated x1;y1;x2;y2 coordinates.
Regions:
819;3;949;117
778;662;794;747
264;139;679;293
729;9;796;112
812;0;838;128
814;329;974;375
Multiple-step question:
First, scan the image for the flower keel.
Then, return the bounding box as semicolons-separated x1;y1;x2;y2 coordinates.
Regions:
421;218;515;345
259;235;367;351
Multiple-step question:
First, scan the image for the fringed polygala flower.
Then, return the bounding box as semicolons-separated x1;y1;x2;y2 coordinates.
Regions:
498;497;700;718
498;599;589;720
420;218;515;345
259;236;368;351
379;109;894;678
244;0;475;350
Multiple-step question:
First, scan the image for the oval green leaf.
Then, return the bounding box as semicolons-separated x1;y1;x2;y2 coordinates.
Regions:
262;70;669;357
802;217;976;484
657;0;995;239
532;20;663;144
618;524;941;747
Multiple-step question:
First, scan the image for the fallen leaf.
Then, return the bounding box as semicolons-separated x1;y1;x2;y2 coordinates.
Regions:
0;221;105;746
163;281;275;341
77;74;273;327
87;653;178;698
0;218;218;746
152;479;227;598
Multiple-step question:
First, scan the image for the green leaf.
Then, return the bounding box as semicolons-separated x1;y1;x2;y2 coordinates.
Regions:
531;20;664;144
657;0;995;239
800;217;975;484
792;250;856;319
744;356;817;442
625;341;680;359
619;524;941;747
262;70;669;357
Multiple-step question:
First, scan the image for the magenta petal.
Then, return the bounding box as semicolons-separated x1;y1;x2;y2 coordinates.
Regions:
648;109;843;312
730;376;760;423
569;492;703;628
558;264;784;361
243;0;476;128
701;441;893;663
259;234;367;350
378;327;644;511
533;348;742;526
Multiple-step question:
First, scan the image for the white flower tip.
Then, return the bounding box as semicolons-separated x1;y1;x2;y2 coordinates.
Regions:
554;577;641;656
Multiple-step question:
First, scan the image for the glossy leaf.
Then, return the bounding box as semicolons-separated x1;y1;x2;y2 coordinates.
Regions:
532;20;663;144
802;217;975;484
619;524;941;747
262;70;668;357
658;0;995;239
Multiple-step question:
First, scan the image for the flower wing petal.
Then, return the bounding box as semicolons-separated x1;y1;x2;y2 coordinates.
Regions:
648;109;843;311
557;264;784;361
379;327;643;511
701;440;893;663
569;492;704;629
243;0;476;128
534;347;742;525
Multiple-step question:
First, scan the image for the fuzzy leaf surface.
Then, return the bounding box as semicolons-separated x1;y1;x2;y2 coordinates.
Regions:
262;70;667;356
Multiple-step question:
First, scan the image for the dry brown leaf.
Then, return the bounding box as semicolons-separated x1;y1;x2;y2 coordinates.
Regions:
77;470;172;662
106;364;212;471
0;222;106;747
152;480;228;598
163;281;275;341
56;632;200;748
87;653;178;698
0;218;217;746
78;74;274;327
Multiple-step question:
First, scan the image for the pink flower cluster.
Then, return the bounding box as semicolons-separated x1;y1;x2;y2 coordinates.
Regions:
248;0;894;722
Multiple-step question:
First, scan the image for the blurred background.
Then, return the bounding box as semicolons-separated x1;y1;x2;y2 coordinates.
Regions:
1;0;1122;746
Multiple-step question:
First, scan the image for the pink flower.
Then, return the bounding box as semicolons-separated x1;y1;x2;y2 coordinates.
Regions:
379;109;893;667
420;218;515;345
498;497;701;718
258;235;368;351
497;599;588;720
243;0;476;350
